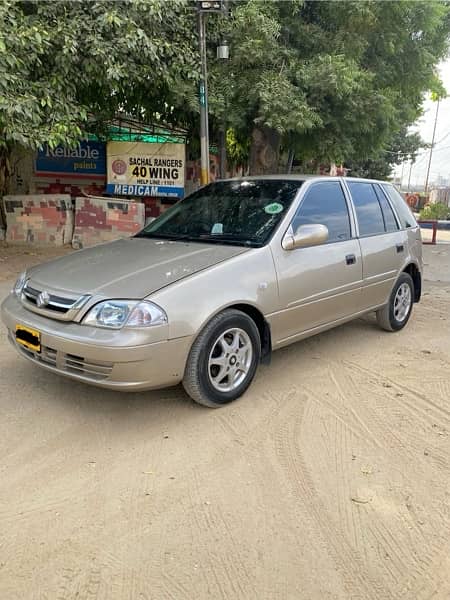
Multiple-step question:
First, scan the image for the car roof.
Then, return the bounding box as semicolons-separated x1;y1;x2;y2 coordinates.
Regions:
218;174;392;185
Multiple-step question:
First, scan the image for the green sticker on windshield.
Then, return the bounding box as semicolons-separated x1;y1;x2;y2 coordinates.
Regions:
264;202;283;215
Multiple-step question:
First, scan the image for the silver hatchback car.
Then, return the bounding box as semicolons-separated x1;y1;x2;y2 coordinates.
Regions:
1;176;422;407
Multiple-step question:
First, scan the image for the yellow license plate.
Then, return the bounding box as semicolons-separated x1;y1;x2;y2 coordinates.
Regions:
15;324;41;353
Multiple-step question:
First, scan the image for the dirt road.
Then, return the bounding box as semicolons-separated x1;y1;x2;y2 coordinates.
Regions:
0;244;449;599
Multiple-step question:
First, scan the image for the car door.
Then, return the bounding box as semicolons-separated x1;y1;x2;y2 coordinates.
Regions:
344;180;407;309
381;183;423;268
270;180;363;346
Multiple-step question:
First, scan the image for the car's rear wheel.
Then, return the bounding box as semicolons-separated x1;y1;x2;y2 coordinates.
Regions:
376;272;414;332
183;309;261;407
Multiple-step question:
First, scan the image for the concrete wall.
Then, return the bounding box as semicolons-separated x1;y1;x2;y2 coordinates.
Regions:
429;187;450;207
72;197;145;249
3;194;73;245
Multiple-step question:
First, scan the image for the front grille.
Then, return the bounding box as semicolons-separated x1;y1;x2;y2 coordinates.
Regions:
40;346;57;367
63;353;114;380
20;281;90;321
12;335;113;382
23;285;77;314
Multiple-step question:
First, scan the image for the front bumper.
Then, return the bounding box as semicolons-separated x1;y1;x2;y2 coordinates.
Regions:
1;294;193;391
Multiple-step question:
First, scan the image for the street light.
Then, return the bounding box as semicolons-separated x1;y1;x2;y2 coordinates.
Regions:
217;38;229;179
217;39;229;60
197;0;225;186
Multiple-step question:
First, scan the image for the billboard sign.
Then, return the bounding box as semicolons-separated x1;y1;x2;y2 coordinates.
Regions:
36;140;106;177
106;141;185;198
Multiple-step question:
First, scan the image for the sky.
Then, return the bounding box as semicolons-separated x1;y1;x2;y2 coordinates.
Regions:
395;57;450;189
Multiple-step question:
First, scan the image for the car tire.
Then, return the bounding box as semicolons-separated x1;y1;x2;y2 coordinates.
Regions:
182;309;261;408
376;272;414;332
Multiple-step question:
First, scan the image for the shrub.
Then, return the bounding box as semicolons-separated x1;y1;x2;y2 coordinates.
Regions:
419;202;450;220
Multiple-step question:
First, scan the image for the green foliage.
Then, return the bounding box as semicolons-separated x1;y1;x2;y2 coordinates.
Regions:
0;0;198;150
345;127;425;179
0;0;449;180
226;127;250;167
209;0;450;170
420;202;450;220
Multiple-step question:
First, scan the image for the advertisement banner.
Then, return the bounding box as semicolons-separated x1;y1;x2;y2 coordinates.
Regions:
36;141;106;177
106;141;185;198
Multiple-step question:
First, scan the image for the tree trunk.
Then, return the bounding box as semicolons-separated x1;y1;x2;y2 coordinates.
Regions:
0;146;12;232
286;148;294;174
249;125;281;175
218;127;227;179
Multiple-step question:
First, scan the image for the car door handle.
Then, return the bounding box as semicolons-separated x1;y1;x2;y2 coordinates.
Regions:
346;254;356;265
396;244;404;253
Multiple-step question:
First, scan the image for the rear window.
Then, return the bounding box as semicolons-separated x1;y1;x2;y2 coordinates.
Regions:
347;182;385;237
381;184;417;229
374;184;399;232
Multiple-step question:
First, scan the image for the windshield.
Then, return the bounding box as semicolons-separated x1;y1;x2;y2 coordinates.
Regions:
136;179;303;247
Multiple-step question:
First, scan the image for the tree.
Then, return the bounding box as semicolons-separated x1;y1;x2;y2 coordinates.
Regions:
208;0;450;175
0;0;199;226
344;128;425;180
1;0;449;225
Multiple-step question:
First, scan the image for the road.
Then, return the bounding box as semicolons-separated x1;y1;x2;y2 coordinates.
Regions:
0;245;450;599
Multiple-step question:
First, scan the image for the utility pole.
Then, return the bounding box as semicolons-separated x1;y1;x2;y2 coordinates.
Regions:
400;160;405;190
407;156;413;192
217;40;230;179
198;10;210;186
424;98;440;195
217;0;229;180
197;1;224;186
217;36;229;179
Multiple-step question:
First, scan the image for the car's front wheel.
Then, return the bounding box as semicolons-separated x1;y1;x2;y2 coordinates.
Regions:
183;309;261;408
376;272;414;332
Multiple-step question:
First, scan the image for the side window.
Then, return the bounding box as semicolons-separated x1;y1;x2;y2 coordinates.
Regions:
381;184;417;229
292;182;351;243
374;184;399;232
347;182;385;236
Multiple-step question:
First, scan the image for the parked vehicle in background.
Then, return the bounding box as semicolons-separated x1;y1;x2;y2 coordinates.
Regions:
1;176;422;407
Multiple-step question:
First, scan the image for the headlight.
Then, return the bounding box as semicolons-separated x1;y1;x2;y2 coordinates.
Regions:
12;271;27;297
126;301;168;327
83;300;167;329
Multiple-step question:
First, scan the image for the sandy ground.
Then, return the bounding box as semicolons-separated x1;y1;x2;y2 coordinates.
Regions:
0;242;449;599
0;244;72;283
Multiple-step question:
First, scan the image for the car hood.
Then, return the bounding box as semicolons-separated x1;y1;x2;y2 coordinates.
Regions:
28;238;250;299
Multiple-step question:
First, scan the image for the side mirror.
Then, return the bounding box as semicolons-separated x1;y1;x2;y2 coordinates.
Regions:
282;224;329;250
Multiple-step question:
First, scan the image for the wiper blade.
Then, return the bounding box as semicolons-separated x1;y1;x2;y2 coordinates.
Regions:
134;232;167;239
198;234;259;247
134;232;194;241
135;231;259;247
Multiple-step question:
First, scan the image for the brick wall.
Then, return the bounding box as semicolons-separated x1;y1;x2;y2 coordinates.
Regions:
3;194;74;245
34;179;106;198
72;197;145;249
